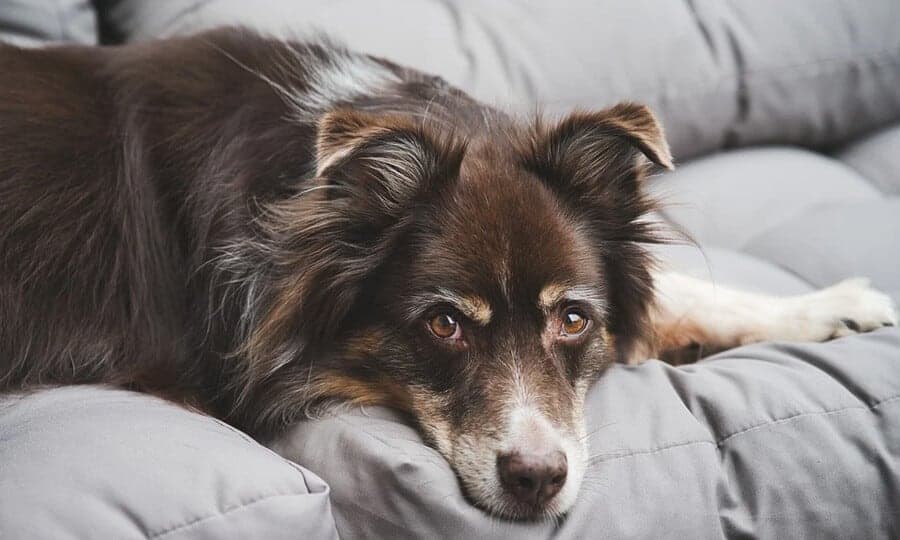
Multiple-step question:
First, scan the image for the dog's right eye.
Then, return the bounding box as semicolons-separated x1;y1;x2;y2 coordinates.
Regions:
561;309;589;337
428;313;461;340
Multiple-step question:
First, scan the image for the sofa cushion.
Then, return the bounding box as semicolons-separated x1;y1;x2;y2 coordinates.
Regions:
837;124;900;196
97;1;900;159
649;147;882;249
744;200;900;301
646;143;900;303
649;244;814;296
0;0;97;45
0;386;338;540
273;329;900;538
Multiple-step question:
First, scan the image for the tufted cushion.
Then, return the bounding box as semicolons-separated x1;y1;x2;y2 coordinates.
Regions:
0;386;339;539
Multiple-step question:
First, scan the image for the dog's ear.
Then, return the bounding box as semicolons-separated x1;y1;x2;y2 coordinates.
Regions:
239;109;464;383
524;101;671;206
523;102;673;362
314;109;465;222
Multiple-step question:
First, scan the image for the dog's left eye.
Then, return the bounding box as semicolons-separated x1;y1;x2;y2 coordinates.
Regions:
561;309;589;336
428;313;462;340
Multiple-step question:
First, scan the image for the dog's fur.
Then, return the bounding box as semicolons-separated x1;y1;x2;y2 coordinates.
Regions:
1;28;896;519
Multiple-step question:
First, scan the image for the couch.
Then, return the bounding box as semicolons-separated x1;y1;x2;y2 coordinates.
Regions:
2;1;899;538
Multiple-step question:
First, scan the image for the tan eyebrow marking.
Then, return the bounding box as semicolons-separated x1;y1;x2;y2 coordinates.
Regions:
455;294;492;325
538;283;607;314
408;289;493;326
538;283;569;309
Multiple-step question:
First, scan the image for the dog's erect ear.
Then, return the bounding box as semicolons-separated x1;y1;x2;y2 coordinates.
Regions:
559;102;673;171
314;109;465;223
523;101;672;239
523;102;673;362
238;110;464;388
525;101;671;200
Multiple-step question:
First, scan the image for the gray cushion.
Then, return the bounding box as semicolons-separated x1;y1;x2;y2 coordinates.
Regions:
0;0;97;45
649;147;882;249
646;144;900;305
96;0;900;159
837;124;900;196
0;386;339;539
273;329;900;538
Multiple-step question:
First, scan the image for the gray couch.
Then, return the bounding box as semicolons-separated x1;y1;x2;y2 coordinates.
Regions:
2;1;899;538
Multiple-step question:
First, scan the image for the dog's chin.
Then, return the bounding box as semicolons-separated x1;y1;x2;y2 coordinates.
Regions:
476;479;582;522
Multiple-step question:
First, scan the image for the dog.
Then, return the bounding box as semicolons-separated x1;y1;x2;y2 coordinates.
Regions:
1;28;896;520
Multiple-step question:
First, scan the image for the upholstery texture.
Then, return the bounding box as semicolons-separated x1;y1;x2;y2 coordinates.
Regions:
0;0;96;45
0;387;339;539
98;0;900;160
646;145;900;304
274;329;900;538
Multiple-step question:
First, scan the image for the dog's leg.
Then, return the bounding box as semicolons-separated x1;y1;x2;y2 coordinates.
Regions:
638;272;898;364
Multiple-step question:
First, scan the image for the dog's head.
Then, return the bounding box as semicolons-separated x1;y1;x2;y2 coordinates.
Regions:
237;102;671;519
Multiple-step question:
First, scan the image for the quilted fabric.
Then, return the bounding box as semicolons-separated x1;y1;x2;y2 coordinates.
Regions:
274;329;900;538
0;387;339;539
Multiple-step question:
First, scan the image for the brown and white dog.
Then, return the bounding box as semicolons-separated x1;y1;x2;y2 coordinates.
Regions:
1;28;895;520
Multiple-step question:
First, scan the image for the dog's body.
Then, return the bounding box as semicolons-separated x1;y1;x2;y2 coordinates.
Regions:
1;28;895;519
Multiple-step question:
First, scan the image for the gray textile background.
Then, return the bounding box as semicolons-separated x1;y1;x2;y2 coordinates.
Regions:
3;331;897;539
273;329;900;538
0;386;338;539
96;0;900;160
0;0;96;45
1;1;899;538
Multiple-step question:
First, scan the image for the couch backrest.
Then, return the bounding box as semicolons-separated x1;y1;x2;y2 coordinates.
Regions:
45;1;900;160
0;0;96;46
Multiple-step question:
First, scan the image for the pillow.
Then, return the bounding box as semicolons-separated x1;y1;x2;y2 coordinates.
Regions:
0;386;338;539
0;0;97;45
272;329;900;538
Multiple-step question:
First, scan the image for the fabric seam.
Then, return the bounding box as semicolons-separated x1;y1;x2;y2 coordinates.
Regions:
716;393;900;446
588;394;900;464
145;492;311;539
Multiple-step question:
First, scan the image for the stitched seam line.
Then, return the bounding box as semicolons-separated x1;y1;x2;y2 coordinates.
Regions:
146;492;309;539
716;393;900;446
592;439;718;464
592;395;900;464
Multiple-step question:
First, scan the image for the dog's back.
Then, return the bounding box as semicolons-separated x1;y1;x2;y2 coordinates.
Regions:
0;32;317;396
0;29;481;406
0;42;181;390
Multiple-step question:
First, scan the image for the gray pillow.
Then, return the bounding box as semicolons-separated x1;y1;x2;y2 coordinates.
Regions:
0;386;339;539
0;0;97;45
273;329;900;538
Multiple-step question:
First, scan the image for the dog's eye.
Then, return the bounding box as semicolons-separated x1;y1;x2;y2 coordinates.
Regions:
428;313;461;339
561;310;589;336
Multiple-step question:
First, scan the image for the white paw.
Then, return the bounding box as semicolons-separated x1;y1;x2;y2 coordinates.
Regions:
774;278;897;343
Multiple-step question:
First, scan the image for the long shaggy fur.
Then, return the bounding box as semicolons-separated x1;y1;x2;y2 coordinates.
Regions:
0;28;668;445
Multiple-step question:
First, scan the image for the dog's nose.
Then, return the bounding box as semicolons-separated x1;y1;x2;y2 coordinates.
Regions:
497;450;567;506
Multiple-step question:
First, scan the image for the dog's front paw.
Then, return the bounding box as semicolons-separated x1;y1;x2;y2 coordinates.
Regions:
778;278;897;342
